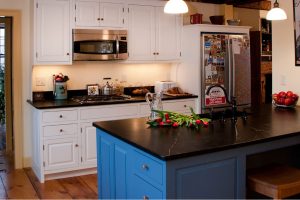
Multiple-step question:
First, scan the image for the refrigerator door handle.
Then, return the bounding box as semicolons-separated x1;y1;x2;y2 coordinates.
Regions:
227;38;233;102
231;38;236;99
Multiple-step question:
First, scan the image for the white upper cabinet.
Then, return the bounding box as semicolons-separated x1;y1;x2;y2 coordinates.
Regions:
75;0;126;28
34;0;72;65
155;7;181;61
128;5;156;61
128;4;181;62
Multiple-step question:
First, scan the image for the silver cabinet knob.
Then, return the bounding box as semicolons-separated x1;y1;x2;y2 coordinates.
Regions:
143;195;149;200
142;164;149;170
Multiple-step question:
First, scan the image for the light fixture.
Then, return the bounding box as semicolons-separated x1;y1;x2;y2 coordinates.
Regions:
266;0;287;20
164;0;188;14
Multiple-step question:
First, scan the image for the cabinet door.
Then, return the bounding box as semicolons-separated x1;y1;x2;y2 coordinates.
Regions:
128;5;155;61
80;123;97;167
97;130;129;199
155;7;181;61
75;0;100;27
35;0;71;64
44;138;79;171
100;2;124;28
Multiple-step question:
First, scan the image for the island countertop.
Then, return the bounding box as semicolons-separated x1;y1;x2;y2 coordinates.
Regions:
93;105;300;160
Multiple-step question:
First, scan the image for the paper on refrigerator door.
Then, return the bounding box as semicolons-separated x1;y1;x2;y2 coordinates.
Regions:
205;85;226;106
232;38;241;55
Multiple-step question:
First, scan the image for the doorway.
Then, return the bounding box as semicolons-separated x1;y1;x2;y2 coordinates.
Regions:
0;17;13;157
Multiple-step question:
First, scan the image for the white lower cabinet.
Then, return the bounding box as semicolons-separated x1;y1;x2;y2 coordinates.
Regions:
32;99;196;182
80;122;97;167
44;137;79;171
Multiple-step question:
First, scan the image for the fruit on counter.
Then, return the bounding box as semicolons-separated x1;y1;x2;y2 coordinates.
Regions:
53;73;69;82
273;91;299;106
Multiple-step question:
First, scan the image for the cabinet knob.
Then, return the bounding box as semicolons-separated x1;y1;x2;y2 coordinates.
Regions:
67;53;70;56
75;144;79;147
59;129;63;133
142;164;149;170
153;52;156;55
184;105;187;108
101;18;104;21
157;52;159;55
97;18;100;21
143;195;149;200
59;115;63;118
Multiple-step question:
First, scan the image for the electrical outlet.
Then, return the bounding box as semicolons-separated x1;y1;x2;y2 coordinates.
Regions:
36;77;46;86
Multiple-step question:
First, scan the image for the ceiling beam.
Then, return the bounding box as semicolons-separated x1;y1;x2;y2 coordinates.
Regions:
184;0;271;10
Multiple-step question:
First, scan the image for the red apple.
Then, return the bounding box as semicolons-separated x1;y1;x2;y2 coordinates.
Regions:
292;94;299;101
286;91;294;98
277;98;285;105
278;91;286;98
285;97;294;106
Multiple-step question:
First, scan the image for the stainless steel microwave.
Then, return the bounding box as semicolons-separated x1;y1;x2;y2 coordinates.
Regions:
72;29;128;61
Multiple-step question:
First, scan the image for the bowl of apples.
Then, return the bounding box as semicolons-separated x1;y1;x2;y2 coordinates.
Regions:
272;91;299;108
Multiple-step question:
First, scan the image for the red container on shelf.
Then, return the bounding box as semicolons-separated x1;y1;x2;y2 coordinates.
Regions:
190;13;203;24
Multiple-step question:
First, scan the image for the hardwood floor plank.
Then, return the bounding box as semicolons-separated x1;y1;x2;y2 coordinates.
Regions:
24;168;72;199
58;176;98;199
0;169;38;199
78;174;98;194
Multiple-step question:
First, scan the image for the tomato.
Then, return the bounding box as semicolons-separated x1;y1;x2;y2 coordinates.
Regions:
284;97;294;106
278;91;286;98
286;91;294;98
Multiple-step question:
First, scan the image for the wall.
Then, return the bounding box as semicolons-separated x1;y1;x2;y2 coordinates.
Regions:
32;63;172;91
0;0;32;168
182;2;224;25
272;0;300;102
233;8;260;30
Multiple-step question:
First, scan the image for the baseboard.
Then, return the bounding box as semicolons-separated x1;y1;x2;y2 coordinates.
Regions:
45;167;97;181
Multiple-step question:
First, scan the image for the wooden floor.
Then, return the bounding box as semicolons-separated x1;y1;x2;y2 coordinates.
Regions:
0;154;98;199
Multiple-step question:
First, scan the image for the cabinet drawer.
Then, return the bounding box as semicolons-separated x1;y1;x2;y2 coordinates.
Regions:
80;104;139;120
43;124;77;137
163;100;195;113
132;151;163;185
129;175;163;199
42;110;78;123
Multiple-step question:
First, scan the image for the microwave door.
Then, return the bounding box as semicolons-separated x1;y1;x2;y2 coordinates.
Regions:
73;40;118;61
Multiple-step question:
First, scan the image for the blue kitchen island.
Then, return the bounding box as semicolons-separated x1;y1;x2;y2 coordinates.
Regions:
93;105;300;199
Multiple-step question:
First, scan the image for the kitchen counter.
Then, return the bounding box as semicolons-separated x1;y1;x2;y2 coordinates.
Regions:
93;105;300;160
27;94;198;109
94;105;300;199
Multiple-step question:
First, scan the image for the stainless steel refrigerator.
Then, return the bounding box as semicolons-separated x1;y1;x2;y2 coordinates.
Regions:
201;33;251;113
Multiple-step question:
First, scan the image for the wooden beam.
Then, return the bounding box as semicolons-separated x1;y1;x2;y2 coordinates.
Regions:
233;1;271;10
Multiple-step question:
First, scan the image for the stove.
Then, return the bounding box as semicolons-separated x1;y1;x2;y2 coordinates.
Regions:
71;94;132;104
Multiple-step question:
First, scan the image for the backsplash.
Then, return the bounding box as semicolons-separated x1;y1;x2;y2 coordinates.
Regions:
32;62;172;91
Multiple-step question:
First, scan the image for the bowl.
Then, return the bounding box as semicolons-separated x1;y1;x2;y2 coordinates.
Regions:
209;15;224;25
227;19;240;26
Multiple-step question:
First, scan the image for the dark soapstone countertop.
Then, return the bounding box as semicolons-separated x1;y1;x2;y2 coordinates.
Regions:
93;105;300;161
27;95;198;109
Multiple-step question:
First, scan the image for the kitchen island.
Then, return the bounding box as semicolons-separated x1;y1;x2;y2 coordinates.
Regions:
93;105;300;199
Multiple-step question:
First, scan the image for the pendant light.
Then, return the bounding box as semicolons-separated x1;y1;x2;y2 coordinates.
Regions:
164;0;188;14
266;0;287;20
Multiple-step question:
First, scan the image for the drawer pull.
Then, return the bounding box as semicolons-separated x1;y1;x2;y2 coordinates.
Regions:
101;18;104;21
59;129;63;133
142;164;149;170
59;115;63;118
75;144;79;147
97;18;100;21
143;195;149;200
184;104;187;108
